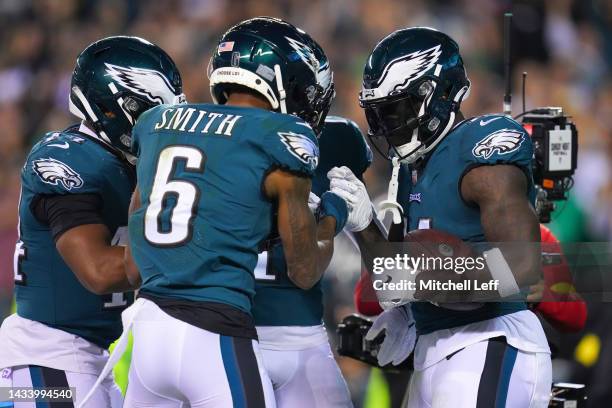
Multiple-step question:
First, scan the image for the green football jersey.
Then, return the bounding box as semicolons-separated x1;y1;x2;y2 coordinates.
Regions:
252;116;372;326
15;125;135;349
129;104;319;314
398;114;535;334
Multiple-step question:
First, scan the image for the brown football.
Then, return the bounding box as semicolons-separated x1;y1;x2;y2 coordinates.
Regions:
404;228;474;259
404;229;484;310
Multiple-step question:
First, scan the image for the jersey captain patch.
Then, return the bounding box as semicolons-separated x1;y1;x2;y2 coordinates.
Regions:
472;128;524;160
32;157;84;190
278;131;319;170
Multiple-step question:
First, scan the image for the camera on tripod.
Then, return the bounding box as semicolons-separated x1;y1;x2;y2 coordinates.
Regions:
517;107;578;223
336;314;412;372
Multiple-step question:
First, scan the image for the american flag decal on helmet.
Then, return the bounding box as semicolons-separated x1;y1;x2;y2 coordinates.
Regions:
218;41;235;52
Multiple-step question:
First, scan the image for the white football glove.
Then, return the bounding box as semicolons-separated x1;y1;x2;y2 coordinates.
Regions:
375;265;419;310
327;166;373;232
365;305;416;366
308;192;321;213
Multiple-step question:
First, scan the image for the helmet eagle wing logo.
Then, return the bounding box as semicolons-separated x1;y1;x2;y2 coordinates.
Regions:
32;158;84;190
472;129;525;160
104;63;177;104
376;44;442;94
279;131;319;170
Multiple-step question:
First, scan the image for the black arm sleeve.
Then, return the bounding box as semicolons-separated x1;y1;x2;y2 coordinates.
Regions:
30;193;105;241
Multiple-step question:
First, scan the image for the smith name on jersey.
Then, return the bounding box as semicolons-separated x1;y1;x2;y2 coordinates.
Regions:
15;125;135;349
253;116;373;326
129;103;319;315
397;114;535;334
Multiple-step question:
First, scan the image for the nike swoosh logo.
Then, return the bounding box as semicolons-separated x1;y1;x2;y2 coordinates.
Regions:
48;142;69;149
480;117;501;126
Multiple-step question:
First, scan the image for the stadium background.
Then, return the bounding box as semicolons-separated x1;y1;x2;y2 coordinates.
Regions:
0;0;610;406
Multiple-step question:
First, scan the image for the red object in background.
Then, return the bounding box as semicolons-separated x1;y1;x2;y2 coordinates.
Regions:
535;224;587;333
354;268;382;316
354;225;588;333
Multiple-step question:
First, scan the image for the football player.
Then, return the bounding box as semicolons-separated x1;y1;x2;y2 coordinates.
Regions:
0;36;184;407
330;27;552;407
122;17;351;407
253;115;373;408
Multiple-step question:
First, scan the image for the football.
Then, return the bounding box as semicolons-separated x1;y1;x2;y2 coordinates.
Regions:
404;228;474;260
405;229;485;310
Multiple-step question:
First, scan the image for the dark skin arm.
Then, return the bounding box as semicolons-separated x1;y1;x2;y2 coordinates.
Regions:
264;169;336;290
57;224;133;295
416;164;541;302
125;186;142;288
463;164;541;288
353;216;392;279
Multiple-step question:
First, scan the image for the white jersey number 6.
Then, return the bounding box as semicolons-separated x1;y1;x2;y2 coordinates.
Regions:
144;145;205;246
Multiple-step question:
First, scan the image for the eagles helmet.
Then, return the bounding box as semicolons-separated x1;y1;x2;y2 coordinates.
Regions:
69;36;184;152
359;27;470;163
209;17;335;134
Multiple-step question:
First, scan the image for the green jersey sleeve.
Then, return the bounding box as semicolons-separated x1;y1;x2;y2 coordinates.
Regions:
24;134;105;196
263;116;320;177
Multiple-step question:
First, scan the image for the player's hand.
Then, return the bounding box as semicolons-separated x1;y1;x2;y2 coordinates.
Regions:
328;166;373;232
365;305;416;366
527;278;545;303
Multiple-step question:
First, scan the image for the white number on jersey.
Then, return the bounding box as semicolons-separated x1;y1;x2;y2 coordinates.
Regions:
144;146;205;246
254;251;277;281
13;240;26;285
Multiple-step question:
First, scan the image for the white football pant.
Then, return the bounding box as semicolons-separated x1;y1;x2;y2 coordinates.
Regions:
123;298;275;408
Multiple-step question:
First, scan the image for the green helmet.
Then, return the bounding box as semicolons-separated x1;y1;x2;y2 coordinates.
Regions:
359;27;470;163
69;36;184;152
209;17;335;134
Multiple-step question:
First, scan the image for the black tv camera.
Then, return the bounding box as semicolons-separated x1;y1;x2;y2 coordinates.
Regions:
549;383;587;407
518;107;578;223
336;314;412;373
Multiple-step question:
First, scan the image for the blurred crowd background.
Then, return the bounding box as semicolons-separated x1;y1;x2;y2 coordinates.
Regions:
0;0;610;406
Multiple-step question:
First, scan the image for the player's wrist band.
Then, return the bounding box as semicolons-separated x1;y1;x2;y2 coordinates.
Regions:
482;248;520;298
319;191;348;235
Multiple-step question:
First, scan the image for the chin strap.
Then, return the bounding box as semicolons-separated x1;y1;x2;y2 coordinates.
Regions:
274;64;287;114
377;157;404;225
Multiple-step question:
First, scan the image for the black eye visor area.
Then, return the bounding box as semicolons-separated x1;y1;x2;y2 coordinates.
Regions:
359;77;439;137
359;77;438;160
362;92;423;137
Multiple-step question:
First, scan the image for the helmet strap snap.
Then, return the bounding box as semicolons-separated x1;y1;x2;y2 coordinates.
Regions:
274;64;287;114
377;157;404;225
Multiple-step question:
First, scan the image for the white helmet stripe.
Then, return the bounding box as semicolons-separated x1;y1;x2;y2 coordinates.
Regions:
70;85;99;122
108;82;134;125
98;130;113;145
68;97;85;120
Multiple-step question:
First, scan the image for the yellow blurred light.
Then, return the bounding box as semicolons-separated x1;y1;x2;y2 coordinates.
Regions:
575;333;600;368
